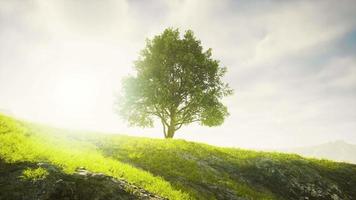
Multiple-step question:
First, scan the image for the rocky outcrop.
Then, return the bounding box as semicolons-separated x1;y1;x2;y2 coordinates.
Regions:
0;160;166;200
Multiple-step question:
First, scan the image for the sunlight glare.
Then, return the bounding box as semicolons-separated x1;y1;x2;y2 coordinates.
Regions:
50;72;99;123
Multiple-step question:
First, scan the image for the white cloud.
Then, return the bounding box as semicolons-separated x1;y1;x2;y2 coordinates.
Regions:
0;0;355;148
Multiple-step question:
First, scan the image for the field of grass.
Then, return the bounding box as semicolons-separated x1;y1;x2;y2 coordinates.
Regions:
1;113;355;200
96;136;356;199
0;114;190;200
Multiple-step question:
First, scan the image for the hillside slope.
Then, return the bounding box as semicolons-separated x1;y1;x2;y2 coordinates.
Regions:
96;136;356;200
0;159;165;200
0;114;188;200
1;114;355;200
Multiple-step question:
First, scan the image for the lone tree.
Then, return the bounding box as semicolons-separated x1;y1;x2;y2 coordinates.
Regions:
117;28;233;138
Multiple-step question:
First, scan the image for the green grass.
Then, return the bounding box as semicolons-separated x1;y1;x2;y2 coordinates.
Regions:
0;114;190;200
97;136;278;199
1;113;355;200
21;167;49;181
95;135;356;199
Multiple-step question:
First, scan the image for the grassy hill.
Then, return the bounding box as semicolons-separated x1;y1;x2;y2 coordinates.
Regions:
1;114;355;200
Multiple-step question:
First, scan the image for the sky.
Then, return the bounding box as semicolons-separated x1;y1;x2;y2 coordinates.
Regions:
0;0;355;149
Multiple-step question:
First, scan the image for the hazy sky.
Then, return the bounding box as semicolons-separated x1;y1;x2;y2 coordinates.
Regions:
1;0;355;149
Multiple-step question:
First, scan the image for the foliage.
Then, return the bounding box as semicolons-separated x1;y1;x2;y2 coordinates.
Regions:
118;28;233;138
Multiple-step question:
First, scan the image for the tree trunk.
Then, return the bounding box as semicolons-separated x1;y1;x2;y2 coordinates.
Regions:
165;125;175;138
164;109;176;139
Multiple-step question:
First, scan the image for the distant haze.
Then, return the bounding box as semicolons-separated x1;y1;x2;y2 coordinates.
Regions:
0;0;355;149
281;140;356;164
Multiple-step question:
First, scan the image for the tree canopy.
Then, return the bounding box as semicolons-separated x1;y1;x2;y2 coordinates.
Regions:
117;28;233;138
